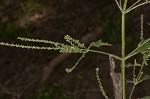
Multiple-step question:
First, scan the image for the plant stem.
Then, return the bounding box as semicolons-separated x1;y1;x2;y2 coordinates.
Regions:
88;49;122;60
129;84;136;99
126;1;150;13
129;58;145;99
121;13;126;99
123;0;128;10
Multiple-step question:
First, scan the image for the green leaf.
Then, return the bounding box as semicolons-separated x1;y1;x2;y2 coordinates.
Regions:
90;40;111;47
126;38;150;59
141;74;150;81
141;96;150;99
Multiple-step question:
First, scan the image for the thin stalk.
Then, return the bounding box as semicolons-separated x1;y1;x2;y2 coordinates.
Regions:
119;0;122;7
88;49;122;60
126;0;141;13
126;1;150;13
115;0;123;12
128;55;145;99
129;84;136;99
136;59;145;81
123;0;128;10
121;13;126;99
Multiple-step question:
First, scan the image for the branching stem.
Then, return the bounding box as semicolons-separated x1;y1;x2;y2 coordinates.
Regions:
129;62;144;99
126;0;141;13
129;84;136;99
126;1;150;13
115;0;123;12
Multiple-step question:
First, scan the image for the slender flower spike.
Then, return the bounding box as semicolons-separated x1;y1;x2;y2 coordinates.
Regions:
0;1;150;99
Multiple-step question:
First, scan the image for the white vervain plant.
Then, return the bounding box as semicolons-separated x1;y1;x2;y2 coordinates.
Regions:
0;0;150;99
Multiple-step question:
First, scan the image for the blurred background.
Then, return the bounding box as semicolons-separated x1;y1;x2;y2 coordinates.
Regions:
0;0;150;99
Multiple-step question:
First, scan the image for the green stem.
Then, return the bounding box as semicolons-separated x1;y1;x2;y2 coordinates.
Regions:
88;49;122;60
129;84;136;99
125;0;141;13
123;0;128;10
126;1;150;13
129;56;145;99
136;59;145;81
121;13;126;99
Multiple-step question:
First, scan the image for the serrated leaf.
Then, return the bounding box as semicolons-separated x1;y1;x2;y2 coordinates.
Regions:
126;38;150;59
141;74;150;81
141;96;150;99
90;40;111;47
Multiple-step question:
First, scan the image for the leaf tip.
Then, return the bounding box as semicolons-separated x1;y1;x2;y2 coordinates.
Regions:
65;68;73;73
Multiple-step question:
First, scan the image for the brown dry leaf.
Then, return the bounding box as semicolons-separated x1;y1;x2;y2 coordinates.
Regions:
109;56;122;99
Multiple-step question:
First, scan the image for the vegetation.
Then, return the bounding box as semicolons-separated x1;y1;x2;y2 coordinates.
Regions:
0;0;150;99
